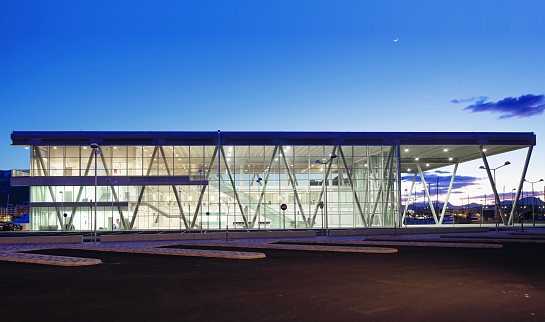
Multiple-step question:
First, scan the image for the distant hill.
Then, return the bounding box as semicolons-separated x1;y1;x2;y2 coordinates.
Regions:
407;197;544;210
0;170;29;205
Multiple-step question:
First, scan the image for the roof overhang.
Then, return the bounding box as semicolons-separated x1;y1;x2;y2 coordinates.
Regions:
11;131;535;172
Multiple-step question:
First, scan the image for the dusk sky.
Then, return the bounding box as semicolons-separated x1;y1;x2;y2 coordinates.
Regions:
1;1;544;205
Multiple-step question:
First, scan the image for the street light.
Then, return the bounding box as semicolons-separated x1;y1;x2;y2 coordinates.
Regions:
59;191;64;230
315;153;337;236
511;188;516;223
256;177;263;229
479;161;510;223
90;143;99;242
107;178;118;231
524;178;544;227
198;169;203;233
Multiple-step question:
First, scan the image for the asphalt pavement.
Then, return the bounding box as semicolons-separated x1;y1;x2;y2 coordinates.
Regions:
2;228;545;322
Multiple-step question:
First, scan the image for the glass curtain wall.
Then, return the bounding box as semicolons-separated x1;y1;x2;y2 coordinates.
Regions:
29;144;399;231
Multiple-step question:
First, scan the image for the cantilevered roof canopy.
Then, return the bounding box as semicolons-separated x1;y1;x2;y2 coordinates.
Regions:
11;131;535;172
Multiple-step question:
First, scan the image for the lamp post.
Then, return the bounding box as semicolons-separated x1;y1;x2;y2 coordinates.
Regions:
480;161;510;223
179;189;183;231
256;177;263;229
511;188;516;222
524;178;544;227
90;143;99;242
59;191;65;230
315;153;337;236
483;194;486;224
198;169;203;233
5;193;9;220
107;178;118;231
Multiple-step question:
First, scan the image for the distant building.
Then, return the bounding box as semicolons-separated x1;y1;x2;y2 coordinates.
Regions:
10;131;536;231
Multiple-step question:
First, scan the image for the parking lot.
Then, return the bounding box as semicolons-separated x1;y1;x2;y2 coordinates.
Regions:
1;231;545;322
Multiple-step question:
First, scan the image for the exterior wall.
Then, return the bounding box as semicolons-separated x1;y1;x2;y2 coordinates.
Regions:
23;143;399;231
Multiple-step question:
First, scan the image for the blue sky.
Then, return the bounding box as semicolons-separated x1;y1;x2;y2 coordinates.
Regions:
1;0;544;205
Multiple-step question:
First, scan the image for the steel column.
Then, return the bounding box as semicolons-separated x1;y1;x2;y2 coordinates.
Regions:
509;146;533;225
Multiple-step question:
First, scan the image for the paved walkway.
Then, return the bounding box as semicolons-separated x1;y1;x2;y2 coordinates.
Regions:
2;227;543;266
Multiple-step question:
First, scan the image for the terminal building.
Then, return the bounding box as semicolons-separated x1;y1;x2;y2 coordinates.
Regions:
10;131;536;232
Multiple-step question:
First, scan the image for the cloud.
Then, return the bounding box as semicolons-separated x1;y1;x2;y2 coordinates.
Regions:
402;172;481;197
461;94;545;119
450;96;488;104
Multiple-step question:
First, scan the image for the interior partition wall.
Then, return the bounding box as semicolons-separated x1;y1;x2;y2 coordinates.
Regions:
25;143;399;231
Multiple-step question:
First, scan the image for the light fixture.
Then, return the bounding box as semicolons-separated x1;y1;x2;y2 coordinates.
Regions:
443;147;448;152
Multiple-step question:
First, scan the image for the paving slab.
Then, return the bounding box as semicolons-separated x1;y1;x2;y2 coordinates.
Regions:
165;239;398;253
366;236;545;244
0;250;101;266
275;238;503;249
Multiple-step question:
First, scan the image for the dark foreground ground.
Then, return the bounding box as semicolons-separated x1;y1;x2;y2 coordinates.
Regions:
3;242;545;322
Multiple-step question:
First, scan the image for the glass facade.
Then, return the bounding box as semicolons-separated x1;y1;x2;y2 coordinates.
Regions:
26;143;400;231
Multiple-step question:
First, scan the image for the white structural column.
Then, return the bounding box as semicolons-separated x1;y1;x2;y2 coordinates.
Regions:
396;145;402;228
67;148;96;230
250;146;279;228
370;147;394;226
509;146;533;225
219;146;249;228
33;147;64;228
279;146;308;228
311;146;338;223
438;163;458;224
337;146;367;227
479;147;507;225
401;173;417;224
416;163;438;224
